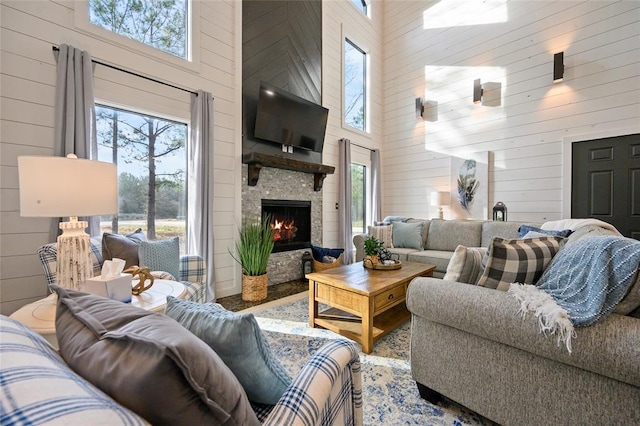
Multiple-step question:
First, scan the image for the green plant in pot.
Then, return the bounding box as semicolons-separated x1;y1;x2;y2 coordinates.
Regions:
229;215;275;301
363;235;384;265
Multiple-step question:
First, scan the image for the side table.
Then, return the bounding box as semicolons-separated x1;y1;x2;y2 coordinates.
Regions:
9;279;187;349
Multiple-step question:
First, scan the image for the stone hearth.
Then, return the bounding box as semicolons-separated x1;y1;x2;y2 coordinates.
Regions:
242;164;322;285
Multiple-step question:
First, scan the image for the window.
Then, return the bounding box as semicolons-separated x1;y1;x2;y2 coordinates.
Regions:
88;0;188;59
344;38;367;132
350;0;368;15
351;163;366;235
96;105;188;252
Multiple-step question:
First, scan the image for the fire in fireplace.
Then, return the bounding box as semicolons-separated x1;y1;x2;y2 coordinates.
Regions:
262;199;311;253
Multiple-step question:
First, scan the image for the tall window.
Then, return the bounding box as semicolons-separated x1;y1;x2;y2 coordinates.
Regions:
89;0;188;59
96;105;188;252
351;163;366;235
344;38;367;132
350;0;368;15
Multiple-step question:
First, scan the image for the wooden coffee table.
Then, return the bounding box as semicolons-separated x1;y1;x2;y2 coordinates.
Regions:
306;261;435;353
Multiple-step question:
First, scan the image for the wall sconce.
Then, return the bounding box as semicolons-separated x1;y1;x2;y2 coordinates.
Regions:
553;51;564;83
416;98;438;121
473;79;501;107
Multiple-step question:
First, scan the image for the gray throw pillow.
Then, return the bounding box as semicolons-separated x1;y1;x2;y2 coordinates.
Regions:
102;229;147;269
138;237;180;280
391;221;423;250
164;297;292;405
51;285;260;426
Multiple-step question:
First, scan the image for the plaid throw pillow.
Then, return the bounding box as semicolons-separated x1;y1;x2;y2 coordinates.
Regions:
476;236;565;291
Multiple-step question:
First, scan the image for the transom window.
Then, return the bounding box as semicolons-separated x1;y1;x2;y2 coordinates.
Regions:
344;38;367;132
89;0;189;59
96;104;188;252
350;0;368;16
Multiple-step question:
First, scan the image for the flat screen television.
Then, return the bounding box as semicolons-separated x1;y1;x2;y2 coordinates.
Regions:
254;82;329;153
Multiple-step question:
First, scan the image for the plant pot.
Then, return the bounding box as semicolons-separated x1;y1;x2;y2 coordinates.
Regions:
365;254;379;265
242;273;268;301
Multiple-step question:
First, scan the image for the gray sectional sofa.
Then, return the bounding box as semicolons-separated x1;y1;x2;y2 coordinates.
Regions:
406;225;640;425
353;218;538;277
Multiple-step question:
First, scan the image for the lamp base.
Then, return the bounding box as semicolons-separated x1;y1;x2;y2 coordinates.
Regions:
438;207;444;219
56;218;92;291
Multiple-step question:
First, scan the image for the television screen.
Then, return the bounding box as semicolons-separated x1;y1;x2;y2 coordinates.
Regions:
254;82;329;153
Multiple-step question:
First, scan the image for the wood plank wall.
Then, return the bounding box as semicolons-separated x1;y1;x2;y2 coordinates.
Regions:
0;0;241;314
381;0;640;222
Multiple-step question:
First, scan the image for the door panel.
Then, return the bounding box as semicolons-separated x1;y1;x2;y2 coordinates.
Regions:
572;133;640;240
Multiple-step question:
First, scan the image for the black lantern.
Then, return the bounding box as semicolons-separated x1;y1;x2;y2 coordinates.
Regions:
301;251;313;276
493;202;507;221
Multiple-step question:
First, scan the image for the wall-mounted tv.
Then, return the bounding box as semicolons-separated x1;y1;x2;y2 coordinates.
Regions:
254;82;329;153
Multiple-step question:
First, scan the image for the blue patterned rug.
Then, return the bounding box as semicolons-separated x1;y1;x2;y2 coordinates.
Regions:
242;292;494;425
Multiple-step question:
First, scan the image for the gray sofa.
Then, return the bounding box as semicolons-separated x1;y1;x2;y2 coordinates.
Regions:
406;227;640;425
353;218;538;277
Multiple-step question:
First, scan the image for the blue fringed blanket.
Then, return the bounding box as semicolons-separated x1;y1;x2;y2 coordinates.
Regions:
509;236;640;352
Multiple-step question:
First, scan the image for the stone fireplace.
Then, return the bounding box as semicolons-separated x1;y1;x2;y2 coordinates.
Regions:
242;164;325;285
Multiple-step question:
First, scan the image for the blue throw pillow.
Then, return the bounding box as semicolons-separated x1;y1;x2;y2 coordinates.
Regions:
517;225;572;239
391;221;423;249
311;245;344;262
138;237;180;280
164;297;292;405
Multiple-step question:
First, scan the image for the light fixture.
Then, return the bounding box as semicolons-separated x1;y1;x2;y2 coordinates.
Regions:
473;79;501;107
416;98;438;121
431;191;451;219
18;155;118;290
553;51;564;83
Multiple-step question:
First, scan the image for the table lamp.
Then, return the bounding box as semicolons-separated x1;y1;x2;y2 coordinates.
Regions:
18;155;118;290
431;191;451;219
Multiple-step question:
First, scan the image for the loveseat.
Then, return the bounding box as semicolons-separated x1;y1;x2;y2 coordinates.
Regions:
354;218;539;277
1;290;363;425
406;224;640;425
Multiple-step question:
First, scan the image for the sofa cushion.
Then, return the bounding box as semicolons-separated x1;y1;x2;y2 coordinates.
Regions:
367;224;394;248
138;237;180;280
481;221;531;247
392;221;423;249
102;229;147;269
476;236;565;291
443;245;488;284
407;250;453;275
164;297;292;405
388;247;421;261
51;286;260;426
0;315;148;425
427;220;482;251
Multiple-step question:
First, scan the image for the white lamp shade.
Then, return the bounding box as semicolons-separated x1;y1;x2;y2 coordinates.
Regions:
431;191;451;206
18;156;118;217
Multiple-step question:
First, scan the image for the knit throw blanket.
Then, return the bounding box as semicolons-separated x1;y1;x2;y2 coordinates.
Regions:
509;236;640;353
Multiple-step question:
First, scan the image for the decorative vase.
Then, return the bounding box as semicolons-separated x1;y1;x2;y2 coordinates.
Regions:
242;273;268;301
365;254;379;265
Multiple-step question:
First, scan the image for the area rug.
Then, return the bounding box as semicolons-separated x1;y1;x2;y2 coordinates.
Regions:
241;292;494;425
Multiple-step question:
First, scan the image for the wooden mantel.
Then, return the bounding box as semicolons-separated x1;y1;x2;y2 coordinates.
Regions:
242;153;335;191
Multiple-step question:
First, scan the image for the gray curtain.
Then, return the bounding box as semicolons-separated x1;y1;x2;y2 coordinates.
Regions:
53;44;98;238
370;149;382;224
188;90;216;302
339;138;353;264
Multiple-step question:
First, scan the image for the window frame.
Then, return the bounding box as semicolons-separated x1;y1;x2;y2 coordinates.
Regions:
94;100;190;250
74;0;200;72
349;0;371;19
350;162;368;235
342;36;370;135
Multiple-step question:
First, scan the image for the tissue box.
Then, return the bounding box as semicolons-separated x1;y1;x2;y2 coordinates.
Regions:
84;273;133;303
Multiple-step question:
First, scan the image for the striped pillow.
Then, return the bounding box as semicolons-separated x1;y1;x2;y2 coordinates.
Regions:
0;315;147;425
367;225;393;248
476;236;565;291
443;245;487;284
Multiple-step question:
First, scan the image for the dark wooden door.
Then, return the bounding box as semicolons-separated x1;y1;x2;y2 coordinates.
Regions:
572;133;640;240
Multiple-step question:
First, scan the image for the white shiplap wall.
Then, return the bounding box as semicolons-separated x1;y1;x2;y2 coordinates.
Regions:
381;0;640;222
0;0;241;314
321;0;383;247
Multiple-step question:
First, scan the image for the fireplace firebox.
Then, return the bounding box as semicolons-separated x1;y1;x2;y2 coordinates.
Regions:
262;199;311;253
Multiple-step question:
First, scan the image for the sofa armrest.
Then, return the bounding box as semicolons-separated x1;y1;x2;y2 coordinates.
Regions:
406;277;640;387
263;339;362;426
353;233;367;263
178;254;207;303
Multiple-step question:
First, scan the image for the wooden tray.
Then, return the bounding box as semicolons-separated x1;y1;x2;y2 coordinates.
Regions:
363;259;402;270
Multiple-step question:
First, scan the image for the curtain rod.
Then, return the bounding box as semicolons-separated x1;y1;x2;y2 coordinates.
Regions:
350;142;376;152
52;46;198;97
